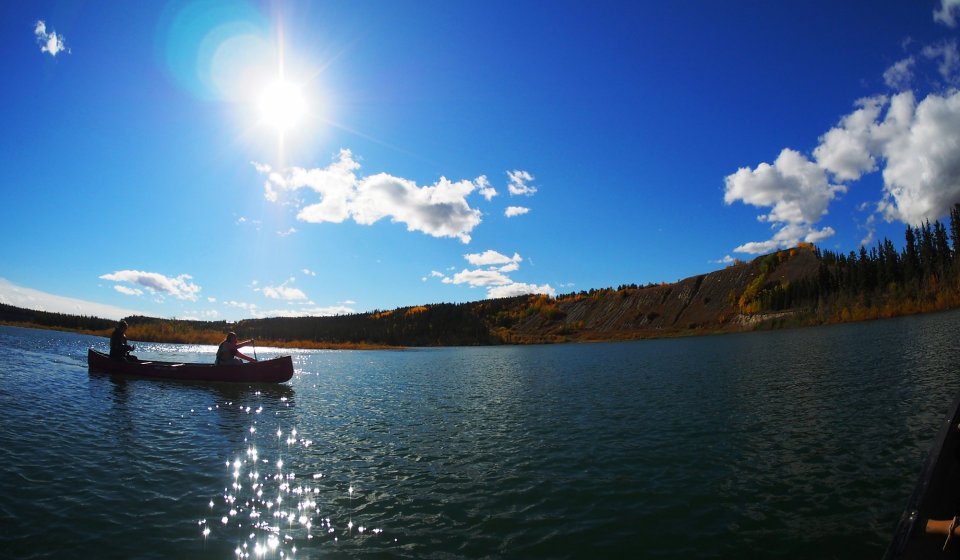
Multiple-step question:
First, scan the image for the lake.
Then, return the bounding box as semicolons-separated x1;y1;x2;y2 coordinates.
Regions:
1;310;958;559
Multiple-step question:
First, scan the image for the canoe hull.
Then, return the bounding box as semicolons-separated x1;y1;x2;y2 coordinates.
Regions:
885;390;960;559
87;348;293;383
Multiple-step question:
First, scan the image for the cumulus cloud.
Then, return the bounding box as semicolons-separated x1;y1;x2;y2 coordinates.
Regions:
813;95;887;181
507;170;538;196
255;149;486;243
935;0;960;27
727;40;960;254
99;270;201;301
429;250;552;298
724;148;846;253
505;206;530;217
877;90;960;224
34;20;69;57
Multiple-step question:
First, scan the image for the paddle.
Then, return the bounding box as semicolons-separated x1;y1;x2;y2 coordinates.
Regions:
926;517;960;550
252;340;258;362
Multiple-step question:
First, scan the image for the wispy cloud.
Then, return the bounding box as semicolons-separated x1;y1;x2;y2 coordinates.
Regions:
113;285;144;297
259;278;308;301
0;277;140;321
505;206;530;218
934;0;960;27
34;20;69;57
99;270;201;301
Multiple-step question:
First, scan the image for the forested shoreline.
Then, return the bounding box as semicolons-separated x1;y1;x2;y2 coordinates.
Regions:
4;204;960;347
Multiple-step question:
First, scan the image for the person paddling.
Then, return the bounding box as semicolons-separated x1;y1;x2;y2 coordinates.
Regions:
109;320;137;361
215;332;257;365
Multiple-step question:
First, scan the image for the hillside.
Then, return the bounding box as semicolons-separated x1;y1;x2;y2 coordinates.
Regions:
4;207;960;347
489;245;824;343
0;244;949;348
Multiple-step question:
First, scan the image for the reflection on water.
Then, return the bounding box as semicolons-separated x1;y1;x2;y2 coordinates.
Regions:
1;313;960;558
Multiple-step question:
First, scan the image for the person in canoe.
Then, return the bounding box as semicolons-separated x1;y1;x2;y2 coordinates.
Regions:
109;320;137;361
216;332;257;365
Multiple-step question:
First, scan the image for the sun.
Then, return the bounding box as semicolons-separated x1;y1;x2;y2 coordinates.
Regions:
257;79;307;133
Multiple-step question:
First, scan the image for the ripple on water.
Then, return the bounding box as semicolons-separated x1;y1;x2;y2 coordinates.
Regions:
2;315;960;558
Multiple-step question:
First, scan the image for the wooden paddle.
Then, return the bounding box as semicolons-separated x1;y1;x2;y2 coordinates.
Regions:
926;517;960;550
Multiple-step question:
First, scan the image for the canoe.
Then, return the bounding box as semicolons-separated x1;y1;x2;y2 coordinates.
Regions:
885;390;960;559
87;348;294;383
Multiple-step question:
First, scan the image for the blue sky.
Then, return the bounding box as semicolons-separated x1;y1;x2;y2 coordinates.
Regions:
3;0;960;322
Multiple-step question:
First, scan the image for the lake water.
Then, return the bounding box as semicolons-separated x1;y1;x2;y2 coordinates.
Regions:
0;310;958;559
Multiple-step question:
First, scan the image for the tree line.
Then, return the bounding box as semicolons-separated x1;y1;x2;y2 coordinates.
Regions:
4;203;960;345
750;203;960;321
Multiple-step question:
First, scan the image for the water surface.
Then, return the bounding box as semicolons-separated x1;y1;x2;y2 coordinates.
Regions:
1;311;958;558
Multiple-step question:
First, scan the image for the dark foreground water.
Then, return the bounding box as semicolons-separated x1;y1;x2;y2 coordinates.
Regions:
1;310;958;559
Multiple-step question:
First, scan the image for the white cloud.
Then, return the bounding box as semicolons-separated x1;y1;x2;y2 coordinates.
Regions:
429;249;554;298
277;227;297;236
99;270;201;301
726;27;960;254
883;58;915;91
34;20;69;57
507;170;538;196
260;278;308;301
505;206;530;217
877;90;960;224
255;150;486;243
0;277;141;321
224;300;258;312
352;173;481;243
935;0;960;27
811;90;960;226
445;268;512;287
487;282;556;299
726;148;845;224
250;305;354;319
476;175;498;201
113;285;143;297
262;286;308;301
813;95;887;181
923;40;960;84
724;148;845;253
734;222;837;254
464;250;521;267
302;268;316;276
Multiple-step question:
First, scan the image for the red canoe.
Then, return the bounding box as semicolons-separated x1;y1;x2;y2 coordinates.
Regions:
87;348;294;383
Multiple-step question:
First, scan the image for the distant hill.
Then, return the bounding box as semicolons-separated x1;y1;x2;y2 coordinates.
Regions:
3;206;960;347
